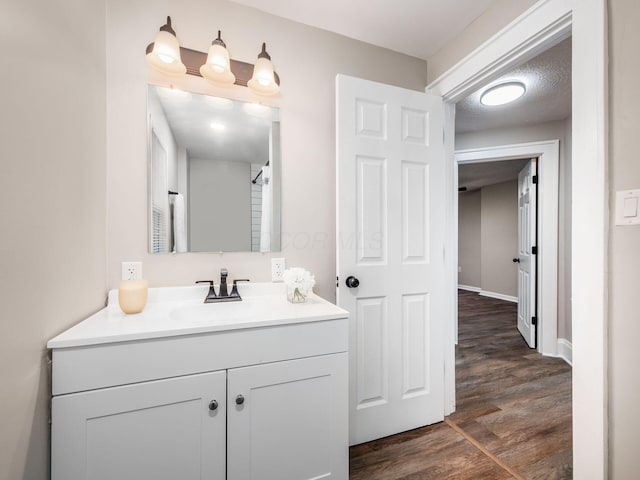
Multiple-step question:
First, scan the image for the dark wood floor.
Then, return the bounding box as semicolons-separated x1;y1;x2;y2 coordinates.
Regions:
349;290;572;479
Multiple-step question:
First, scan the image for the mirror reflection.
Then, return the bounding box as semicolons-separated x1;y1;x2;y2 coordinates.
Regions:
148;85;281;253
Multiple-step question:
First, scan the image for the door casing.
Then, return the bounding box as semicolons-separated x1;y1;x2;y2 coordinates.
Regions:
426;0;608;477
455;141;560;357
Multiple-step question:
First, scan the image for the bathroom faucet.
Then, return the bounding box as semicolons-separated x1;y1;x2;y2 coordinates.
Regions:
196;269;250;303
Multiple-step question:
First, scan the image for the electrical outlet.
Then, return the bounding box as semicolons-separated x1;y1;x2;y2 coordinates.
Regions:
271;258;285;282
122;262;143;280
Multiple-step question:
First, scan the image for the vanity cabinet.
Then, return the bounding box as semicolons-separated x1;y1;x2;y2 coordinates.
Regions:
52;371;228;480
49;296;349;480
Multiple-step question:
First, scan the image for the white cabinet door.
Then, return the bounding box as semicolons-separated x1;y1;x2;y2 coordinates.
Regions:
52;371;226;480
227;353;348;480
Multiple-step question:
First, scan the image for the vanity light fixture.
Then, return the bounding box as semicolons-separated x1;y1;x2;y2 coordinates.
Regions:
146;17;281;95
146;17;187;76
480;82;526;106
200;31;236;86
248;43;280;96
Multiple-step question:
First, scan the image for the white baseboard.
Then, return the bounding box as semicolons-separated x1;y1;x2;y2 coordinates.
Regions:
478;290;518;303
458;284;481;292
556;338;573;366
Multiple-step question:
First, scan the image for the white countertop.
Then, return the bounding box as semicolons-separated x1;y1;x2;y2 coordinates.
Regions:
48;283;348;349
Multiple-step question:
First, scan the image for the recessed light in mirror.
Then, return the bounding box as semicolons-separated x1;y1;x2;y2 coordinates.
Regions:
480;82;526;106
210;122;226;131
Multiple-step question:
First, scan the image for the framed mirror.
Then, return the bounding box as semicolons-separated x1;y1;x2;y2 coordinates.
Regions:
147;85;281;253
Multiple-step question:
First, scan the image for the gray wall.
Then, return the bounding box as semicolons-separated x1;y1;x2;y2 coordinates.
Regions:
0;1;107;479
458;181;518;298
458;190;481;287
188;158;251;252
481;181;519;298
608;0;640;477
427;0;538;83
456;118;572;341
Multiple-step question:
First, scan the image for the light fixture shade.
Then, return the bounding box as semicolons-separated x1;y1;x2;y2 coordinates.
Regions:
248;43;279;96
146;17;186;76
200;31;236;86
480;82;526;106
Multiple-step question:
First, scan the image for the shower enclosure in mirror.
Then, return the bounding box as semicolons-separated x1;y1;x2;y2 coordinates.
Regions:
147;85;281;253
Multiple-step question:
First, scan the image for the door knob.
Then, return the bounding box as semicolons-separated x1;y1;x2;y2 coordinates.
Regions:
235;394;245;405
512;258;520;263
345;276;360;288
208;400;218;411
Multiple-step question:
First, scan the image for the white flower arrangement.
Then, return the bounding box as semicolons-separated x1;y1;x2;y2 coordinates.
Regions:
283;267;315;303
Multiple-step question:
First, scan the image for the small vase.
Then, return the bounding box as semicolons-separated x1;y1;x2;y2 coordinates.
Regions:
287;285;308;304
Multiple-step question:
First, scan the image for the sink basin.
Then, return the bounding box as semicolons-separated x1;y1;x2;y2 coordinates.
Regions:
169;301;264;326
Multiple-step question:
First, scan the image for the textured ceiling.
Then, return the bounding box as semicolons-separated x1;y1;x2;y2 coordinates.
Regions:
228;0;495;60
456;37;572;134
459;159;531;192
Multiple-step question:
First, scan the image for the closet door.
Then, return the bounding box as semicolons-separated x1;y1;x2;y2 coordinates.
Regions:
51;371;226;480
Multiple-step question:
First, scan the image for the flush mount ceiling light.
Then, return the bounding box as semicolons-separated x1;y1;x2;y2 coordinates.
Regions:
145;17;281;96
210;122;226;131
248;43;280;96
480;82;526;106
146;17;187;76
200;31;236;86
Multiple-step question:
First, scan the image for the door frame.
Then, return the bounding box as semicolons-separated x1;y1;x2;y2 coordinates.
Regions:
427;0;608;477
455;140;559;357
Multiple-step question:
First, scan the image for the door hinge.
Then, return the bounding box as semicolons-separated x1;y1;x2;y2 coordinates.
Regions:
532;175;538;184
336;276;339;288
532;246;538;255
531;316;538;326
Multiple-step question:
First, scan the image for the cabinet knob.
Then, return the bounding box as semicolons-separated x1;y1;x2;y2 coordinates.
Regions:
208;399;218;411
235;394;245;405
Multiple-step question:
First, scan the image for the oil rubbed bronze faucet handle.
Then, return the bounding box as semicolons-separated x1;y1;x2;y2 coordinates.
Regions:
196;280;218;301
230;279;250;298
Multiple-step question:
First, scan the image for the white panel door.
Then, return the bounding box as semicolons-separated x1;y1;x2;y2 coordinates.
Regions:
517;159;537;348
227;354;348;480
51;371;226;480
336;75;445;445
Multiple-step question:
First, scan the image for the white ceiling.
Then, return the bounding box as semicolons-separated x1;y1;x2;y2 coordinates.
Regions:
228;0;496;60
152;86;278;163
459;159;530;192
455;37;572;133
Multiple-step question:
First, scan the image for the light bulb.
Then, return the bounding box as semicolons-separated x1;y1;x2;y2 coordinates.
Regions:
145;18;186;76
200;31;236;87
248;44;279;96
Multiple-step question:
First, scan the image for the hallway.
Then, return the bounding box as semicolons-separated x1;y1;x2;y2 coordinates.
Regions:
349;290;572;479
